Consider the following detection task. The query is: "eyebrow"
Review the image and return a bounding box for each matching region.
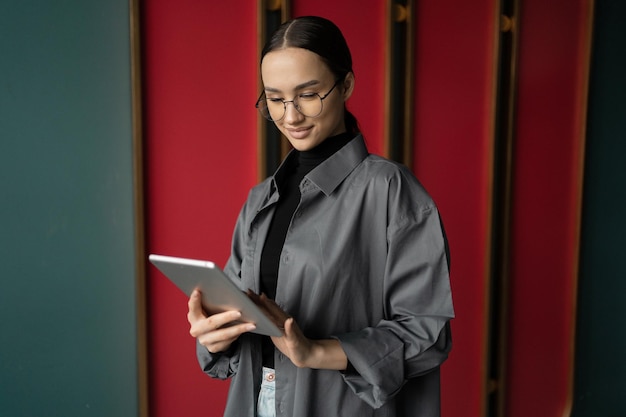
[264,79,321,93]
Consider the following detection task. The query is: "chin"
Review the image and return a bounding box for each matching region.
[284,134,322,151]
[289,141,317,152]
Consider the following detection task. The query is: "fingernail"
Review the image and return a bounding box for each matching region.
[245,324,256,331]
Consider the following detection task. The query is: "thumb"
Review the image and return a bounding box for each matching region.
[187,289,207,323]
[283,317,296,336]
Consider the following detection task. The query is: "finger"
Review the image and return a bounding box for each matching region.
[284,317,294,333]
[189,310,243,337]
[246,289,262,306]
[187,289,207,323]
[198,322,255,344]
[202,336,238,354]
[197,321,256,353]
[259,293,291,323]
[247,291,287,329]
[262,305,289,330]
[282,317,300,339]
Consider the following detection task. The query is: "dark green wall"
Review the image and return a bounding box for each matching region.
[0,1,138,416]
[573,0,626,416]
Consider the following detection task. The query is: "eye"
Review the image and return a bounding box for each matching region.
[298,93,318,101]
[267,97,284,104]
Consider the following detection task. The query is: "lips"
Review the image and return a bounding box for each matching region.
[286,126,313,139]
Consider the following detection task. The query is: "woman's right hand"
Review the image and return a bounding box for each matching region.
[187,289,256,353]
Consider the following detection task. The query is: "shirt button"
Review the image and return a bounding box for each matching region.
[266,372,275,382]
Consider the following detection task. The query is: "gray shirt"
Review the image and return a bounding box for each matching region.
[197,135,455,417]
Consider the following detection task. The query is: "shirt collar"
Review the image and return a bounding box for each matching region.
[269,134,368,197]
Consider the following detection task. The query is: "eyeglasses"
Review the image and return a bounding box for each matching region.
[255,80,340,122]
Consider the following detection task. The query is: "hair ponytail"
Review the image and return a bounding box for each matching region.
[344,108,360,134]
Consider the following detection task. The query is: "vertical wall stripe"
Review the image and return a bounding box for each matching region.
[412,2,500,415]
[487,0,519,415]
[504,1,593,415]
[384,0,415,166]
[129,0,149,416]
[256,0,292,180]
[564,2,595,416]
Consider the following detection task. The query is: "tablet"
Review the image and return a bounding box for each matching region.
[149,254,282,337]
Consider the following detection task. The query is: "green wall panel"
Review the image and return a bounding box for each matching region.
[573,0,626,415]
[0,1,138,416]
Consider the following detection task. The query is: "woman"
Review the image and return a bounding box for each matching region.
[187,16,454,417]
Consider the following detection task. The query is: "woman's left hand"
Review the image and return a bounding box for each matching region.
[247,291,314,367]
[247,291,348,370]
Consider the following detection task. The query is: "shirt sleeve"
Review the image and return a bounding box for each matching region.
[334,184,455,409]
[194,191,255,379]
[196,339,241,380]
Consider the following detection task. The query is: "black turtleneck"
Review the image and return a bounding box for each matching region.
[259,131,353,367]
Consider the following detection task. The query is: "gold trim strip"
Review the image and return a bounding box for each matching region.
[384,0,415,167]
[256,0,291,181]
[383,0,392,160]
[403,0,415,168]
[257,0,267,181]
[129,1,149,416]
[562,1,595,416]
[494,6,518,416]
[279,1,292,163]
[484,1,506,416]
[486,0,519,415]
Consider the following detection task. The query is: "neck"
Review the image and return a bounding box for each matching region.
[298,132,354,165]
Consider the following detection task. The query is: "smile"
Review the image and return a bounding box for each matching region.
[286,126,313,139]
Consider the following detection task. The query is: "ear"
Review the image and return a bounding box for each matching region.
[342,72,355,101]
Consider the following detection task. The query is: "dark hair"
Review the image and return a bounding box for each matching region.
[261,16,360,134]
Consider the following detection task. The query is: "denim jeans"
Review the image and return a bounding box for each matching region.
[257,367,276,417]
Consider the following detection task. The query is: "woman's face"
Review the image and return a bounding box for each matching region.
[260,47,354,151]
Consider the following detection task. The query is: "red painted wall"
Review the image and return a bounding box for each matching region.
[505,1,590,415]
[413,2,499,415]
[143,2,258,416]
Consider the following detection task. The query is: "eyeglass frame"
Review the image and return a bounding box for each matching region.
[255,79,341,122]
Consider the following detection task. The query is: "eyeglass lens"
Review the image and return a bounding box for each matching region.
[258,94,324,122]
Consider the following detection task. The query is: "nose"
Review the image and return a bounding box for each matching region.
[283,101,304,124]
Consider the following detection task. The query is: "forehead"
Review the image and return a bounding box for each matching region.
[261,47,333,89]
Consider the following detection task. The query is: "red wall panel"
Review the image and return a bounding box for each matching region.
[413,2,499,416]
[143,2,258,416]
[505,1,590,415]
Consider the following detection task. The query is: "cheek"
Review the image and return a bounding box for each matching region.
[321,102,345,129]
[277,122,288,134]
